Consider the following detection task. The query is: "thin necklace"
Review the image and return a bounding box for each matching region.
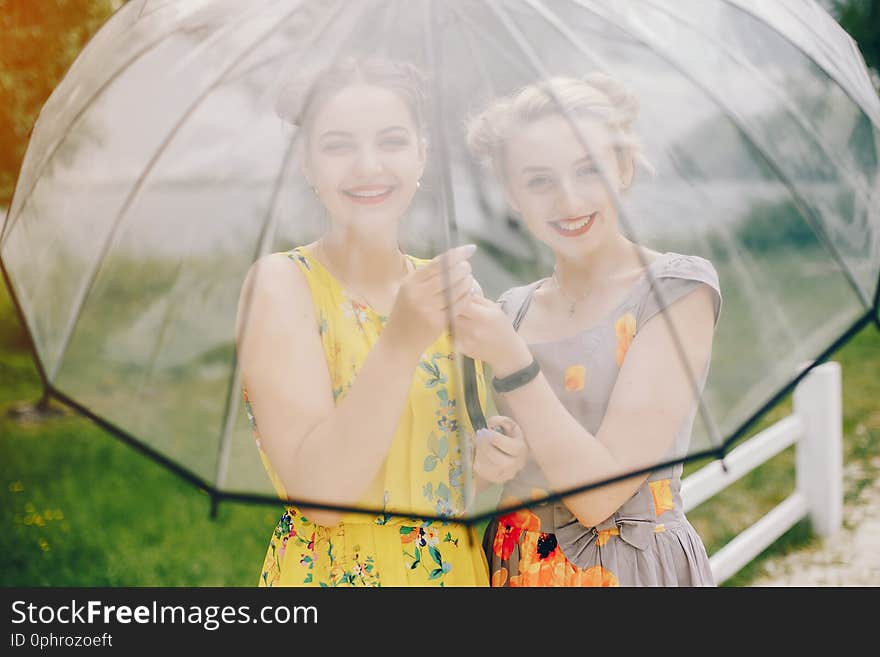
[551,268,589,318]
[314,240,409,313]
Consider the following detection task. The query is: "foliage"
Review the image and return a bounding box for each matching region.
[0,0,123,206]
[733,198,822,253]
[833,0,880,75]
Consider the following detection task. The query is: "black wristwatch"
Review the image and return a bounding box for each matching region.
[491,357,540,393]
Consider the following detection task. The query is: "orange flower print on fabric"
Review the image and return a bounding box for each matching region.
[498,506,542,532]
[563,364,586,392]
[492,523,521,561]
[496,529,621,587]
[577,565,619,587]
[507,531,566,586]
[491,567,508,587]
[614,312,637,367]
[510,558,568,586]
[493,501,542,561]
[649,479,675,517]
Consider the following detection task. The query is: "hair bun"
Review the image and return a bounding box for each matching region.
[465,72,654,181]
[465,100,512,174]
[582,72,640,130]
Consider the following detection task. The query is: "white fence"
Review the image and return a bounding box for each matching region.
[681,362,843,585]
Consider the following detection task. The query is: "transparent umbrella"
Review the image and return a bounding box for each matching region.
[1,0,878,523]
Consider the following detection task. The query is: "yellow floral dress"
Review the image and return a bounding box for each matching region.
[243,246,489,587]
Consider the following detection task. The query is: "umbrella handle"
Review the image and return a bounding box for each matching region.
[462,356,487,431]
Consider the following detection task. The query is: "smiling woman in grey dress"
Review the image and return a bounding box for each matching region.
[455,75,720,586]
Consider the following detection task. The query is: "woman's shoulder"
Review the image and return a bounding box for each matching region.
[253,249,310,279]
[234,251,317,349]
[240,250,314,309]
[653,251,720,290]
[637,251,722,326]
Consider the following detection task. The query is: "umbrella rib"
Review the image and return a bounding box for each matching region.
[444,4,536,79]
[35,311,878,527]
[45,0,316,385]
[450,6,547,267]
[874,266,880,319]
[721,309,874,461]
[664,148,801,350]
[0,255,52,393]
[373,0,407,59]
[422,0,483,513]
[213,0,370,495]
[453,8,506,229]
[570,0,872,310]
[212,432,732,523]
[136,251,191,405]
[522,0,610,71]
[422,3,458,245]
[467,274,859,530]
[721,0,880,129]
[137,0,202,22]
[49,304,875,532]
[643,0,877,209]
[48,307,873,525]
[556,0,878,456]
[195,1,344,88]
[47,384,220,499]
[447,6,498,98]
[212,132,301,495]
[1,1,266,247]
[463,442,740,526]
[489,0,727,453]
[563,0,876,451]
[530,0,877,219]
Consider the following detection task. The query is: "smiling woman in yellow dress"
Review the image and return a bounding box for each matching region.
[234,57,525,587]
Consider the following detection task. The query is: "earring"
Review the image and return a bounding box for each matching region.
[416,180,421,189]
[311,186,319,197]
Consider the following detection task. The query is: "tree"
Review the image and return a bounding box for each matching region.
[832,0,880,76]
[0,0,122,208]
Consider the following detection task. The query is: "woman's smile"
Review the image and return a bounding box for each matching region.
[341,183,397,205]
[548,211,597,237]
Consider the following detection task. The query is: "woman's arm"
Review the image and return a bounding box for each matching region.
[455,287,716,527]
[235,247,476,527]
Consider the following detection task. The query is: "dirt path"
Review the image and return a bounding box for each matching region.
[749,462,880,586]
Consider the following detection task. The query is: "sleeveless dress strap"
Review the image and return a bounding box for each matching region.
[498,280,547,332]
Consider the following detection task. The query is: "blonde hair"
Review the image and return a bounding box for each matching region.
[466,73,653,184]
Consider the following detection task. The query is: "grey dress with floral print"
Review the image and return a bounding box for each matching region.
[484,252,721,587]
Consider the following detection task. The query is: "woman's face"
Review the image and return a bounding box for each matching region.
[303,83,425,234]
[503,114,630,259]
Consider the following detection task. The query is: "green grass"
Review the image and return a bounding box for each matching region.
[1,273,878,586]
[0,368,274,586]
[0,283,274,585]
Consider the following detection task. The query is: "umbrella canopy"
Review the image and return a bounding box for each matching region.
[1,0,878,522]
